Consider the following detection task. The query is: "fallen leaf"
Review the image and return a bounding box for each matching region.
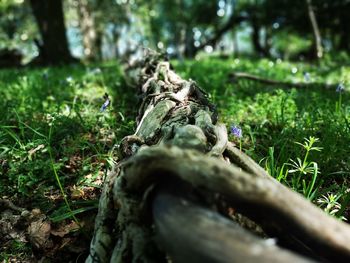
[28,218,52,249]
[51,221,81,238]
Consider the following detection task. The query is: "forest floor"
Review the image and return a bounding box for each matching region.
[1,56,350,262]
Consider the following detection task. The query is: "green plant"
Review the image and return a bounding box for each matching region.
[262,147,288,182]
[287,137,322,200]
[317,193,346,220]
[0,63,135,219]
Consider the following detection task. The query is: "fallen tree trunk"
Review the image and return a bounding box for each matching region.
[87,50,350,262]
[153,186,313,263]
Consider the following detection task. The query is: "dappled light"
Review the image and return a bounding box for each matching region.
[0,0,350,262]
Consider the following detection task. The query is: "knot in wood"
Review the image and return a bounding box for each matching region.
[119,135,144,158]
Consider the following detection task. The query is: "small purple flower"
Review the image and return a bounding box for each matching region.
[100,93,110,112]
[336,83,345,93]
[230,125,242,138]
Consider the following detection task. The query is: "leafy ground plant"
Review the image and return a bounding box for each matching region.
[287,136,322,201]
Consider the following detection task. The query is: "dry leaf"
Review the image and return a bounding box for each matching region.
[28,218,52,249]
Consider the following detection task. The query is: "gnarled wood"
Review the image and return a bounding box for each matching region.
[153,188,314,263]
[87,50,350,263]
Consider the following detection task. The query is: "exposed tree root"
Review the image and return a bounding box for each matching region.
[87,50,350,262]
[0,199,28,213]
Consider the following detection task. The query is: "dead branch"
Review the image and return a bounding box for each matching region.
[230,72,337,90]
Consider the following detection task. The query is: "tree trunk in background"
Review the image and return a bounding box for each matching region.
[251,19,269,57]
[184,27,196,58]
[29,0,75,65]
[264,26,271,54]
[233,30,239,57]
[77,0,100,61]
[112,27,120,58]
[338,17,349,51]
[96,30,103,60]
[306,0,323,59]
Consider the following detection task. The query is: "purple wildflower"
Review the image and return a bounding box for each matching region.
[230,125,242,138]
[336,83,345,93]
[100,93,110,112]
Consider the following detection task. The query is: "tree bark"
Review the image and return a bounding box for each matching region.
[86,50,350,263]
[77,0,101,61]
[306,0,323,59]
[338,17,350,51]
[153,187,313,263]
[251,19,270,57]
[184,27,196,58]
[29,0,75,65]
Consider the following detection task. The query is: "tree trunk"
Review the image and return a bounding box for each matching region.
[29,0,75,65]
[184,27,195,58]
[86,50,350,263]
[77,0,100,61]
[251,19,270,57]
[306,0,323,59]
[112,26,120,58]
[338,17,350,51]
[233,30,239,57]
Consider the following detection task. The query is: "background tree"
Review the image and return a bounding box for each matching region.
[305,0,323,59]
[2,0,350,62]
[76,0,101,61]
[67,0,130,60]
[145,0,243,58]
[29,0,75,65]
[0,0,36,65]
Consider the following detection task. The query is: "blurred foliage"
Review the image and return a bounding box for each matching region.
[272,31,312,60]
[0,0,349,61]
[0,0,37,59]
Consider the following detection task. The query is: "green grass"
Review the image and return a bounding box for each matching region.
[0,62,136,213]
[1,56,350,259]
[0,62,137,260]
[175,56,350,219]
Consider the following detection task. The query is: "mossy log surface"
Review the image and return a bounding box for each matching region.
[87,50,350,263]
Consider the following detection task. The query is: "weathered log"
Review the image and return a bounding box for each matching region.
[87,50,350,262]
[153,187,314,263]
